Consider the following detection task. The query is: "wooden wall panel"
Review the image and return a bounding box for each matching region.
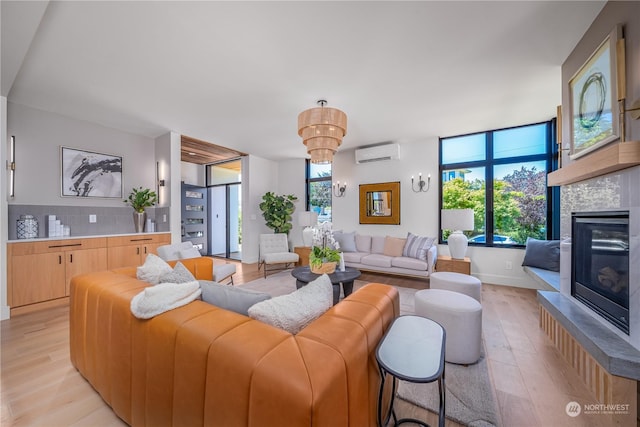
[539,306,638,426]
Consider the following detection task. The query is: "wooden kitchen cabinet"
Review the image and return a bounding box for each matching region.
[106,233,170,269]
[10,252,66,307]
[8,237,107,312]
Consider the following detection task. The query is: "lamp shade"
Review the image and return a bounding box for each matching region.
[298,211,318,227]
[441,209,474,232]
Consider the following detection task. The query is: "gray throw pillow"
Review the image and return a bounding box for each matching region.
[200,280,271,315]
[402,232,435,260]
[522,238,560,272]
[334,231,357,252]
[158,262,196,284]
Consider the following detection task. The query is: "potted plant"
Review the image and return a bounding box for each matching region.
[309,245,341,274]
[259,192,298,234]
[309,222,341,274]
[124,187,157,232]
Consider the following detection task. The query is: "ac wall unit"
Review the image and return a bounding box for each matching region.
[354,143,400,164]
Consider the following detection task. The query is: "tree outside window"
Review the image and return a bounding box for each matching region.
[440,122,558,246]
[306,162,332,223]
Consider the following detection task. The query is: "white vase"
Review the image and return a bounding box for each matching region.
[448,230,468,259]
[302,227,314,247]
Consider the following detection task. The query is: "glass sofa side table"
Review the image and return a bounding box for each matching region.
[376,315,446,427]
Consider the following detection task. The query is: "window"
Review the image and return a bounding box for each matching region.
[439,121,559,246]
[306,160,332,223]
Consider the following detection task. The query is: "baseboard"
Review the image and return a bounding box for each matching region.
[473,272,540,289]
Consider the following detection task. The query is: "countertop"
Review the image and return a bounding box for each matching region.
[7,231,170,244]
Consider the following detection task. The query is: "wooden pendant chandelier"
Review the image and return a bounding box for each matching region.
[298,100,347,164]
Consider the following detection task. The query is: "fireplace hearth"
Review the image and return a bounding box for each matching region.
[572,211,629,334]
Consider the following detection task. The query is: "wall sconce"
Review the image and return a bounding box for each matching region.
[156,161,165,205]
[333,181,346,197]
[411,173,430,193]
[8,136,16,198]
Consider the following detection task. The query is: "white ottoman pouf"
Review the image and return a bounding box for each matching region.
[430,271,482,302]
[414,289,482,364]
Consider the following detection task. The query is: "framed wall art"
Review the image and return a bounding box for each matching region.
[569,25,623,159]
[61,147,123,198]
[359,181,400,225]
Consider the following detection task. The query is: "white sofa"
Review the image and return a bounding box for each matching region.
[336,232,437,279]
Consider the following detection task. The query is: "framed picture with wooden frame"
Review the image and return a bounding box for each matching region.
[569,24,623,160]
[359,181,400,225]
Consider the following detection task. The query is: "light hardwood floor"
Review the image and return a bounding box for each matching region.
[1,262,609,426]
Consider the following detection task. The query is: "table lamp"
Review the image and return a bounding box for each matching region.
[441,209,474,259]
[298,211,319,247]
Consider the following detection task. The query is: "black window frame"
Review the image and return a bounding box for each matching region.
[438,120,560,247]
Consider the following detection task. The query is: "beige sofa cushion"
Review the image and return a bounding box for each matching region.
[391,256,428,271]
[371,236,386,254]
[355,234,372,253]
[361,254,393,268]
[343,252,367,263]
[383,237,406,257]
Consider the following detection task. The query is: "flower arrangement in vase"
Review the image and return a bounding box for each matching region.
[309,222,341,274]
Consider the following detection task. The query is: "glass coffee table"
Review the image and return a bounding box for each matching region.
[376,315,446,427]
[291,266,361,305]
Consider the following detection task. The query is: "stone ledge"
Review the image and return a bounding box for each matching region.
[537,290,640,381]
[523,266,559,291]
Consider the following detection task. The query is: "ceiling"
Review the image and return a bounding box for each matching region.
[181,135,246,165]
[2,1,606,162]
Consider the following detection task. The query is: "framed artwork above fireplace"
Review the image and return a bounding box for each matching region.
[569,24,624,160]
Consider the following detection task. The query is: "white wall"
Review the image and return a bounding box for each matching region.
[242,154,278,263]
[155,132,181,243]
[7,103,156,206]
[331,140,440,238]
[181,161,205,186]
[277,159,306,248]
[330,139,539,288]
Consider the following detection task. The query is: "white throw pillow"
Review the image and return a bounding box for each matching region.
[137,253,173,285]
[179,246,202,259]
[248,274,333,334]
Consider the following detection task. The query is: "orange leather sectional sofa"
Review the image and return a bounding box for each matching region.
[69,257,400,426]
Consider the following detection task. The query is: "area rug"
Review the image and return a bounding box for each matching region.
[239,271,498,427]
